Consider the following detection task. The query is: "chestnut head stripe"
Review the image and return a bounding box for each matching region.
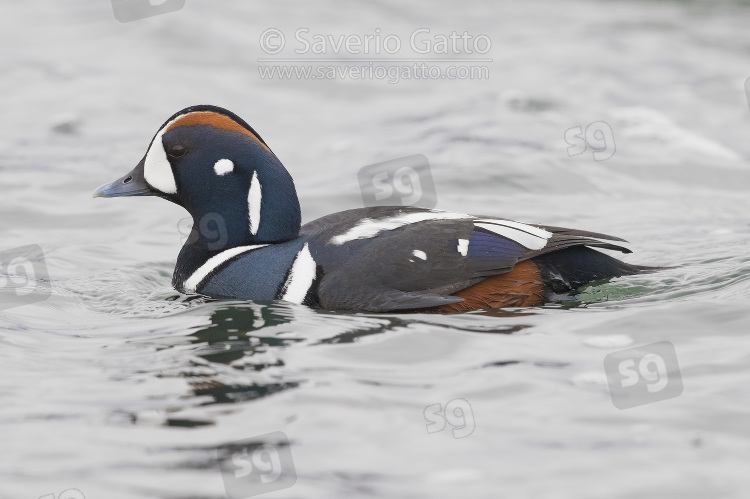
[165,111,271,152]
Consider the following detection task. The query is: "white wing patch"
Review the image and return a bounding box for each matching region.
[412,250,427,260]
[143,116,180,194]
[474,219,553,239]
[474,220,552,250]
[457,238,469,256]
[248,171,262,236]
[330,211,469,245]
[183,244,269,293]
[214,159,234,175]
[280,243,317,304]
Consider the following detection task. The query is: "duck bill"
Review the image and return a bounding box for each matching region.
[93,158,154,198]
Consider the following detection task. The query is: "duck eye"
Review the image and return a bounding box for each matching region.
[168,144,187,158]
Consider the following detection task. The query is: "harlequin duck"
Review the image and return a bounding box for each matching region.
[94,105,653,313]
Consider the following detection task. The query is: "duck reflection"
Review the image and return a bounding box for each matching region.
[181,301,535,409]
[189,302,298,365]
[184,302,301,406]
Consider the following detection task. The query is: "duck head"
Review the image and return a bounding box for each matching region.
[93,105,302,249]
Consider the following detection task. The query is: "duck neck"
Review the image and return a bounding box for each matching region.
[172,171,302,290]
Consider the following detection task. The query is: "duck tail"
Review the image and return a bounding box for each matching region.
[532,246,661,295]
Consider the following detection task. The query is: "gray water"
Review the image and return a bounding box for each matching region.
[2,1,750,498]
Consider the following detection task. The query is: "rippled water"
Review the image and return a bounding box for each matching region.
[2,1,750,498]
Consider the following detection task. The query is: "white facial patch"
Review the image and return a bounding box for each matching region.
[143,116,181,194]
[474,219,553,250]
[412,250,427,260]
[330,211,469,245]
[280,244,317,304]
[457,239,469,256]
[248,171,262,236]
[214,159,234,176]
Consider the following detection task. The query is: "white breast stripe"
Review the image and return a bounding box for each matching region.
[144,116,181,194]
[330,211,469,245]
[281,243,317,304]
[457,238,469,256]
[474,219,553,239]
[183,244,269,293]
[248,171,262,236]
[474,223,548,250]
[412,250,427,260]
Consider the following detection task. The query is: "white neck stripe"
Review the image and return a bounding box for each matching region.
[183,244,268,293]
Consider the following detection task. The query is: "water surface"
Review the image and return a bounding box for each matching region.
[2,1,750,498]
